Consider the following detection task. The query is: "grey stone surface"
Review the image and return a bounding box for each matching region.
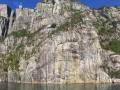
[0,1,120,83]
[0,4,11,18]
[0,17,9,37]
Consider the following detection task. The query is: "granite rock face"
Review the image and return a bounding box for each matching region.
[0,4,12,37]
[0,17,9,37]
[0,1,120,83]
[18,26,111,83]
[0,4,11,18]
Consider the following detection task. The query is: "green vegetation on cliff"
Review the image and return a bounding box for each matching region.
[109,70,120,78]
[102,39,120,53]
[6,44,24,71]
[94,10,120,54]
[101,63,120,78]
[10,29,30,38]
[0,37,5,42]
[50,10,83,36]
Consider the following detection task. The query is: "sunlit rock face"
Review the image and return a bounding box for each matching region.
[17,25,112,83]
[0,1,120,83]
[0,4,11,18]
[0,4,11,37]
[0,4,14,37]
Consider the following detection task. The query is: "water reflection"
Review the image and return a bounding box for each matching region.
[0,83,120,90]
[0,82,8,90]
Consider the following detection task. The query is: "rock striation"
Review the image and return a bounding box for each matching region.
[0,17,9,37]
[0,1,120,83]
[0,4,11,18]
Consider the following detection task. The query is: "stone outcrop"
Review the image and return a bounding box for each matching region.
[0,1,120,83]
[0,4,11,18]
[18,26,111,83]
[0,17,9,37]
[0,4,12,37]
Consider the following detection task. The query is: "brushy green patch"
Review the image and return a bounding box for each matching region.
[109,70,120,78]
[6,44,25,71]
[100,64,120,78]
[93,12,120,54]
[94,7,117,35]
[3,26,46,71]
[50,10,83,36]
[9,26,45,39]
[102,39,120,53]
[110,40,120,51]
[94,18,117,35]
[0,37,5,42]
[9,29,30,38]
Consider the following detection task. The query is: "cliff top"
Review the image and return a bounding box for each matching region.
[0,4,11,18]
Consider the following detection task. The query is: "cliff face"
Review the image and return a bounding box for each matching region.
[0,17,9,37]
[0,1,120,83]
[0,4,11,18]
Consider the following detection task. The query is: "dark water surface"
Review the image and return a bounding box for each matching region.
[0,83,120,90]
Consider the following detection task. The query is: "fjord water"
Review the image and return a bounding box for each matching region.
[0,83,120,90]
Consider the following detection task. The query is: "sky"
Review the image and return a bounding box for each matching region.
[0,0,120,10]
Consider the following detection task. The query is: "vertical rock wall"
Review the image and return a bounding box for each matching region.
[0,1,120,83]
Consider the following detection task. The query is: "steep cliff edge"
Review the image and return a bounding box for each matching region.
[0,1,120,83]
